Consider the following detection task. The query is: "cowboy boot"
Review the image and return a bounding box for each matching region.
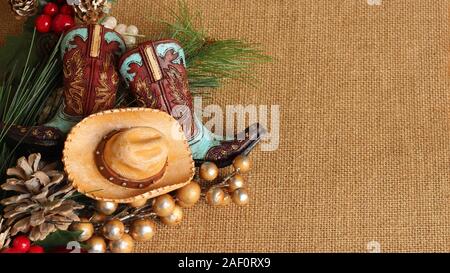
[119,40,266,167]
[2,24,126,149]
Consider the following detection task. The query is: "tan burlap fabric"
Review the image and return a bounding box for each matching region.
[1,0,449,253]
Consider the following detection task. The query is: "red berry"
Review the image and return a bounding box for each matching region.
[35,14,52,33]
[27,245,45,254]
[59,5,74,16]
[12,235,31,253]
[1,248,21,254]
[43,3,59,17]
[52,14,75,34]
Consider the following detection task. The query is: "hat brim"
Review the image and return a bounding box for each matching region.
[63,108,195,203]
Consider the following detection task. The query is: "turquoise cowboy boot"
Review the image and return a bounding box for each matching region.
[2,24,126,149]
[119,40,266,167]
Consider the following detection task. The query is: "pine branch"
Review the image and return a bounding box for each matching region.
[160,1,271,94]
[0,29,63,180]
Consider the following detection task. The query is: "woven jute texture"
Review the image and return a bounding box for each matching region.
[1,0,450,253]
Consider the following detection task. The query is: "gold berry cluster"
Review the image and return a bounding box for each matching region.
[69,155,252,253]
[200,155,252,207]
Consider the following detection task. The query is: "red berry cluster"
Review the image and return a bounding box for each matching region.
[1,235,45,254]
[35,1,75,34]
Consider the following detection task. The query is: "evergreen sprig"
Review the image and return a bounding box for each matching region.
[160,1,271,94]
[0,29,62,180]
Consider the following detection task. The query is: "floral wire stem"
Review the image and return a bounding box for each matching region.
[117,212,157,223]
[83,202,157,230]
[199,169,241,193]
[73,169,242,226]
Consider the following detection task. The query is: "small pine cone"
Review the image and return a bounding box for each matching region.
[9,0,38,17]
[73,0,107,23]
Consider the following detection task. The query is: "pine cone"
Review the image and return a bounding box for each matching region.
[9,0,38,17]
[73,0,107,23]
[0,154,84,242]
[0,217,11,249]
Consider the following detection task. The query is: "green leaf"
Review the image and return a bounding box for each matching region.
[35,230,82,252]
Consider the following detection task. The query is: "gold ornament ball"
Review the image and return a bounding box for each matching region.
[176,181,201,206]
[206,187,225,206]
[232,155,251,174]
[102,219,125,241]
[86,235,107,253]
[96,200,118,216]
[161,205,184,226]
[129,198,148,208]
[90,212,107,223]
[199,162,219,181]
[70,218,94,242]
[232,188,250,206]
[130,218,156,242]
[221,192,232,206]
[228,174,245,192]
[109,234,135,253]
[152,194,176,217]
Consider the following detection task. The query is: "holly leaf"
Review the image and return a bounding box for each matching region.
[35,230,83,252]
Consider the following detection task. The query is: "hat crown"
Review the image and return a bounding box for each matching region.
[103,127,169,181]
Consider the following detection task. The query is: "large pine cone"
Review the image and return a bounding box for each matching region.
[0,217,11,249]
[0,154,84,241]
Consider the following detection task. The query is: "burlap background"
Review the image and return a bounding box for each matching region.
[1,0,449,253]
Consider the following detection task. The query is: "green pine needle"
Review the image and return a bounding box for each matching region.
[160,1,271,94]
[0,29,62,180]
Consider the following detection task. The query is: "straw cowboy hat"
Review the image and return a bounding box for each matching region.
[63,108,195,203]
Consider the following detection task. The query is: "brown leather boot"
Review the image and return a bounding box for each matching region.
[119,40,266,167]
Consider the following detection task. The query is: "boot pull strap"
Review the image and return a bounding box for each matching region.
[140,43,163,83]
[89,24,103,58]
